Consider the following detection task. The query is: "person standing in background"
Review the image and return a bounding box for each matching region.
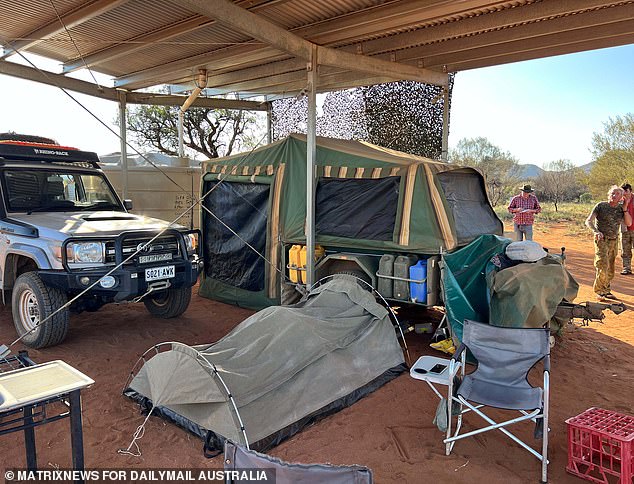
[585,185,632,300]
[620,183,634,275]
[508,184,542,241]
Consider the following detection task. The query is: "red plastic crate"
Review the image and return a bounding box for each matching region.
[566,408,634,484]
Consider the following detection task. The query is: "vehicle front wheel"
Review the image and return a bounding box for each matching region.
[12,272,70,348]
[143,286,192,318]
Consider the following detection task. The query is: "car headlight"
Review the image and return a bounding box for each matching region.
[67,242,105,263]
[184,233,198,254]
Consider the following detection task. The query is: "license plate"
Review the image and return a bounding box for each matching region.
[145,265,175,281]
[139,253,173,264]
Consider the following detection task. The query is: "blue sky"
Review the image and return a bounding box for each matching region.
[450,43,634,166]
[0,43,633,166]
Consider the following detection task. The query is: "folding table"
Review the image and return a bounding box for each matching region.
[0,353,93,476]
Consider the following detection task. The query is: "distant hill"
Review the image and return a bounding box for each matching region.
[578,162,594,173]
[513,164,544,179]
[514,161,594,179]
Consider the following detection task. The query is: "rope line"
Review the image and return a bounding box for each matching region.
[117,406,155,457]
[47,0,102,88]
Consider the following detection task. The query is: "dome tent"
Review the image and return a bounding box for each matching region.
[124,278,406,454]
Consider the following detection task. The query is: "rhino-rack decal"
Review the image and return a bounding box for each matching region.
[0,143,100,166]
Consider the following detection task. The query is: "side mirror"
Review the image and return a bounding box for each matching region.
[123,199,133,210]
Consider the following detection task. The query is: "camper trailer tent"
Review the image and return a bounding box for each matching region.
[200,134,502,309]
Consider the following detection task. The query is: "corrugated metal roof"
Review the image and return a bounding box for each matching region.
[0,0,632,97]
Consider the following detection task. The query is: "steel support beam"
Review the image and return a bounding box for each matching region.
[441,87,449,162]
[62,16,212,73]
[423,19,634,71]
[443,31,634,72]
[352,0,626,56]
[0,60,269,110]
[1,0,129,59]
[386,2,634,65]
[112,0,623,91]
[112,0,495,90]
[62,0,290,73]
[118,91,128,200]
[305,47,317,289]
[165,0,447,86]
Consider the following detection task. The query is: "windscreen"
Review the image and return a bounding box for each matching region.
[315,177,399,241]
[2,169,121,212]
[202,181,269,291]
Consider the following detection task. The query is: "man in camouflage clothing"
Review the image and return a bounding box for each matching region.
[585,185,633,301]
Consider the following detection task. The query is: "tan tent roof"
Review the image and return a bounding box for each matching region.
[0,0,632,104]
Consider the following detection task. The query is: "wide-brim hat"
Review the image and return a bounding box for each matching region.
[520,184,534,192]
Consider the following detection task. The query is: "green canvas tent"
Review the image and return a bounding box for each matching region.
[200,134,502,309]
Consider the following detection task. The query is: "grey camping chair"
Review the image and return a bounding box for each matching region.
[445,319,550,483]
[224,440,373,483]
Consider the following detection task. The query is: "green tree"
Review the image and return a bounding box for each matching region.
[591,113,634,157]
[588,149,634,199]
[588,113,634,197]
[449,137,520,206]
[126,105,259,159]
[535,159,585,211]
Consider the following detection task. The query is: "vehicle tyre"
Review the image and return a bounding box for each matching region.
[12,272,69,348]
[331,269,372,290]
[143,286,192,318]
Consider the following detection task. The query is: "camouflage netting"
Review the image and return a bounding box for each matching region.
[271,77,455,159]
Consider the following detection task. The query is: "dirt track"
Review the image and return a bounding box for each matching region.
[1,224,633,483]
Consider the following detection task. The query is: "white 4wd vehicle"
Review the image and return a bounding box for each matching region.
[0,140,202,348]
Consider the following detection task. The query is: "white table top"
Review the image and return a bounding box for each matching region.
[0,360,94,412]
[409,355,459,386]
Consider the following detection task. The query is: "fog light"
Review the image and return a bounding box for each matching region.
[99,276,116,289]
[79,276,91,286]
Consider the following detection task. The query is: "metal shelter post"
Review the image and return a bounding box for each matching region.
[117,90,128,200]
[441,79,449,162]
[305,46,318,289]
[266,99,272,144]
[178,110,185,157]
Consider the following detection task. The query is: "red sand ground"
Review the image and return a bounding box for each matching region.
[1,224,633,483]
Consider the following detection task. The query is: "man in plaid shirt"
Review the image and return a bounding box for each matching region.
[507,184,542,241]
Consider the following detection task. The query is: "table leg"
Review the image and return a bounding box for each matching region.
[69,390,85,482]
[23,405,37,470]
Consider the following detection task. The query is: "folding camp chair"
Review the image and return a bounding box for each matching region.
[224,440,373,483]
[445,319,550,483]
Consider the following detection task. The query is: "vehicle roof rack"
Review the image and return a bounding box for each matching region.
[0,141,100,166]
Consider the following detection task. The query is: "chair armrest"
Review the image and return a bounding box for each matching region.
[451,343,467,362]
[543,354,551,372]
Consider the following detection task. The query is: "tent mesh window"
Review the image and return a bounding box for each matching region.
[202,181,270,291]
[315,176,399,241]
[437,171,502,245]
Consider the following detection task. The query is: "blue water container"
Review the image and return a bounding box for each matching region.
[409,259,427,304]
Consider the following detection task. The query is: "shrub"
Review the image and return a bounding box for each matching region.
[579,193,593,204]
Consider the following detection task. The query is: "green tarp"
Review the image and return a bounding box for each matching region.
[441,235,579,341]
